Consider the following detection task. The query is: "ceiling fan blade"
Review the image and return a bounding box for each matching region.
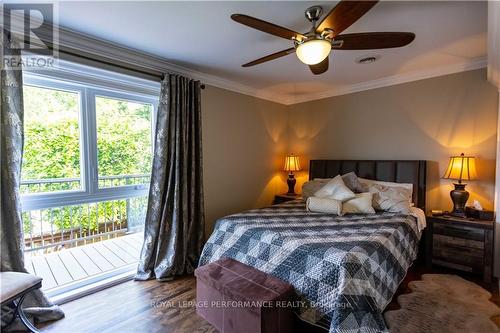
[232,14,305,40]
[309,57,329,75]
[242,48,296,67]
[316,1,378,36]
[334,32,415,49]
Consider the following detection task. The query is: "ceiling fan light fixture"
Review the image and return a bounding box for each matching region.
[295,39,331,65]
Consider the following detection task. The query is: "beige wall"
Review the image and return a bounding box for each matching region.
[202,69,498,275]
[287,69,499,213]
[201,86,288,235]
[201,69,498,235]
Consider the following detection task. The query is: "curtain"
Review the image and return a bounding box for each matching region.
[1,30,64,325]
[136,73,205,281]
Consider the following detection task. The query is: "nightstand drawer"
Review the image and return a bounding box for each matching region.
[433,234,484,269]
[426,215,494,285]
[433,234,484,250]
[433,222,484,241]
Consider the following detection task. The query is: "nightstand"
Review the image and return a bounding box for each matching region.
[426,215,495,284]
[273,193,301,205]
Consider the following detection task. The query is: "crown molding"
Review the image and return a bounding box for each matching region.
[284,56,487,105]
[37,24,290,105]
[17,15,487,106]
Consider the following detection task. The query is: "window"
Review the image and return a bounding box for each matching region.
[20,65,159,212]
[22,85,83,194]
[19,61,160,297]
[95,95,153,189]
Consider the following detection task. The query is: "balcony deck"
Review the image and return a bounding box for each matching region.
[24,232,143,292]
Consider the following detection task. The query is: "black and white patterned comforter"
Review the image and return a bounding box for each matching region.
[198,200,420,333]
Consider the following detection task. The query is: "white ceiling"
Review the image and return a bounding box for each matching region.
[56,1,487,104]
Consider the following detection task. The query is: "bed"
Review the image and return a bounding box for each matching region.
[199,160,427,333]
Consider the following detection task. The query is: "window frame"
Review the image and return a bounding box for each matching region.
[21,66,159,212]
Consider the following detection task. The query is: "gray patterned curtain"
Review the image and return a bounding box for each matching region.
[1,30,64,325]
[135,73,205,281]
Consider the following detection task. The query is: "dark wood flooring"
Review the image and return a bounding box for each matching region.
[40,265,499,333]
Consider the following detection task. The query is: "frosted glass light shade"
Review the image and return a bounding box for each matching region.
[296,39,331,65]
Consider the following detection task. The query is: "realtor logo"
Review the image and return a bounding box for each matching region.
[2,2,58,68]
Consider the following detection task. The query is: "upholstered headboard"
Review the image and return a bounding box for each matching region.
[309,160,427,210]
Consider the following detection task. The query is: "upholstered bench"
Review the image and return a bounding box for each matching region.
[195,257,296,333]
[0,272,42,333]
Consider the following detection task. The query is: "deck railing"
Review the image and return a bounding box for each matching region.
[21,175,150,254]
[20,174,150,193]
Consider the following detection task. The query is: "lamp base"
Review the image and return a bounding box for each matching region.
[287,173,296,195]
[450,183,469,218]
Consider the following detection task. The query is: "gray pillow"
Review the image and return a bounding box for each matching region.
[301,179,330,200]
[368,183,412,214]
[342,172,366,193]
[302,172,365,200]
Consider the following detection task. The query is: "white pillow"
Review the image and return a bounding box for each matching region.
[342,192,376,215]
[359,178,413,202]
[306,197,343,215]
[314,175,356,202]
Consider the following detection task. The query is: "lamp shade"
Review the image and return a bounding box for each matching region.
[283,154,301,172]
[442,153,477,182]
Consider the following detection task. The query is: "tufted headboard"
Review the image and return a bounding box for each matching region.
[309,160,427,210]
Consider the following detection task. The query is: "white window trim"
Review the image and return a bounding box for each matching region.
[21,60,160,211]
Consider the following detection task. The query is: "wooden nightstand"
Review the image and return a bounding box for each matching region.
[273,193,301,205]
[426,215,495,284]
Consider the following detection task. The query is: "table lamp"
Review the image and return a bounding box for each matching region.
[442,153,477,217]
[283,154,301,195]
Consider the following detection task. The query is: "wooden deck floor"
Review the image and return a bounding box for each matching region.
[24,233,144,291]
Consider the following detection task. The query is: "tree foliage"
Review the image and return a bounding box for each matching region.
[21,85,153,235]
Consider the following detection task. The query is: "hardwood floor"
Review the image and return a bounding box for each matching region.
[40,276,216,333]
[40,265,499,333]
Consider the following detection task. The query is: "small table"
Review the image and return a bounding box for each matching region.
[425,215,495,285]
[273,193,301,205]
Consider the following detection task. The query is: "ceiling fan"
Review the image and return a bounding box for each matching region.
[231,1,415,75]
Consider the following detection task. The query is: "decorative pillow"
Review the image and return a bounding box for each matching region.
[359,178,413,193]
[341,172,367,193]
[301,179,330,200]
[368,183,412,214]
[342,192,376,215]
[306,197,343,215]
[359,178,413,203]
[314,175,356,201]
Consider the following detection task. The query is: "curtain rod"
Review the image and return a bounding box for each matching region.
[59,48,206,89]
[9,19,204,89]
[24,40,206,89]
